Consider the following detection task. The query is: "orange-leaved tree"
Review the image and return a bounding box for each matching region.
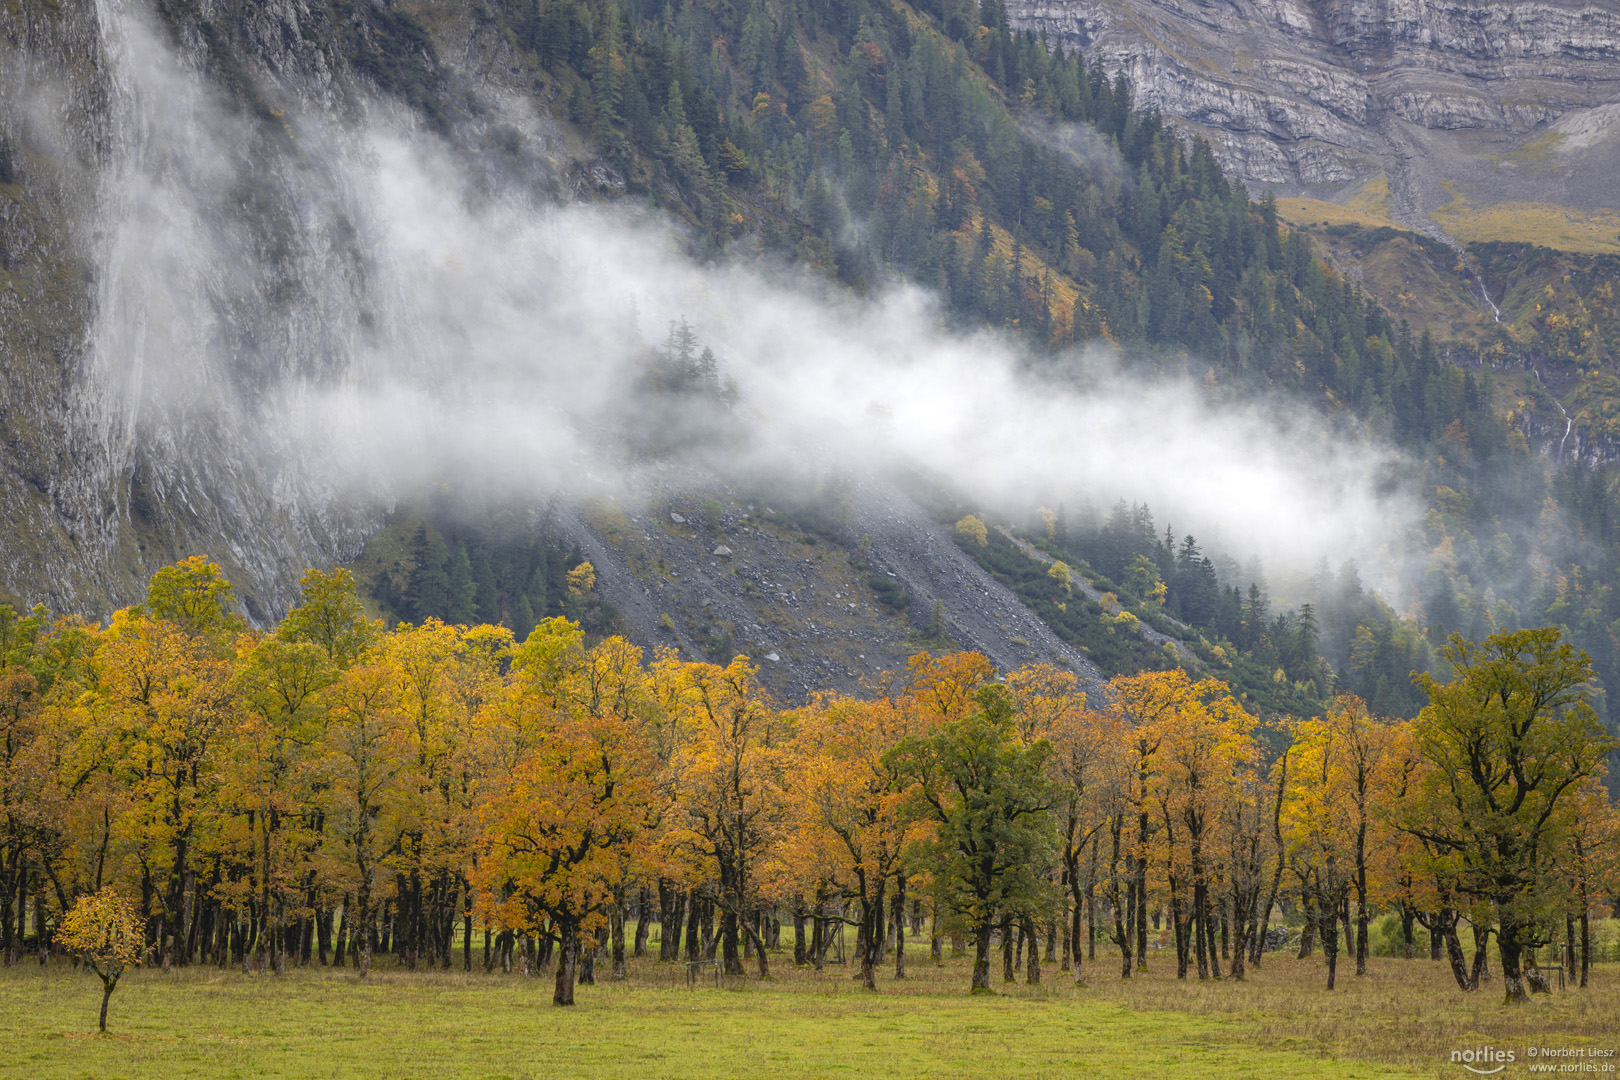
[474,621,658,1004]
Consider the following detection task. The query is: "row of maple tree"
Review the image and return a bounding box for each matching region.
[2,557,1615,1005]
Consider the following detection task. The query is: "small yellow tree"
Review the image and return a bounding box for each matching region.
[955,516,988,547]
[59,889,144,1033]
[566,561,597,598]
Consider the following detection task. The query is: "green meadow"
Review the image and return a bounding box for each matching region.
[3,948,1615,1080]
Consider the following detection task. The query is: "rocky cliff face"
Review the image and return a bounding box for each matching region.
[0,0,1126,703]
[1007,0,1620,232]
[0,0,572,618]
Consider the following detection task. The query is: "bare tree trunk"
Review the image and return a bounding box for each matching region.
[1061,903,1072,975]
[1322,887,1339,991]
[1580,909,1590,989]
[1297,892,1316,959]
[633,887,651,958]
[739,910,771,980]
[1115,878,1134,979]
[971,917,993,993]
[1205,885,1222,979]
[721,903,742,977]
[1229,881,1248,981]
[1170,889,1189,979]
[611,901,627,980]
[1134,855,1149,972]
[850,902,875,988]
[1440,913,1473,992]
[1193,886,1208,980]
[1525,946,1552,995]
[553,923,576,1006]
[658,882,681,962]
[1561,913,1574,990]
[333,899,348,969]
[684,890,702,963]
[1498,921,1532,1003]
[1354,894,1368,976]
[892,878,906,980]
[1342,895,1353,966]
[1470,921,1492,986]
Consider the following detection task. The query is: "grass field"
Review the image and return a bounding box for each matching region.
[1276,197,1396,232]
[1275,172,1620,258]
[2,943,1616,1080]
[1429,182,1620,255]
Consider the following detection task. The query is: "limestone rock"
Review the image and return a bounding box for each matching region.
[1009,0,1620,232]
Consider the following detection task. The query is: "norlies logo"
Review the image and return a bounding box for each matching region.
[1453,1047,1518,1074]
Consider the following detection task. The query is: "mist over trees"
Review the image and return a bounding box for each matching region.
[98,0,1620,758]
[402,0,1620,753]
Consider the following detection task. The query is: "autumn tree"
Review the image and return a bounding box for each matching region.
[890,683,1058,993]
[1561,780,1620,988]
[666,655,787,978]
[144,555,239,637]
[318,662,407,976]
[96,565,237,967]
[0,615,44,964]
[1007,663,1093,981]
[1094,669,1230,978]
[1406,628,1615,1003]
[1145,671,1253,980]
[779,691,932,989]
[227,631,334,973]
[277,567,379,667]
[476,623,657,1004]
[59,888,144,1032]
[1283,696,1399,987]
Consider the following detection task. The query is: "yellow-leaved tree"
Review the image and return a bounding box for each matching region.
[59,888,144,1032]
[778,691,930,988]
[954,515,988,547]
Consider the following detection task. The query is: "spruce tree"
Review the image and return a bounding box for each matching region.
[404,526,451,623]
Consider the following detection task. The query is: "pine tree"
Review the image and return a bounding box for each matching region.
[404,526,451,623]
[445,542,478,625]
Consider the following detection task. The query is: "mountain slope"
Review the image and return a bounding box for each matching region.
[3,0,1620,742]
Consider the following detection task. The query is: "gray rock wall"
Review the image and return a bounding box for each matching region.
[0,0,425,617]
[1009,0,1620,225]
